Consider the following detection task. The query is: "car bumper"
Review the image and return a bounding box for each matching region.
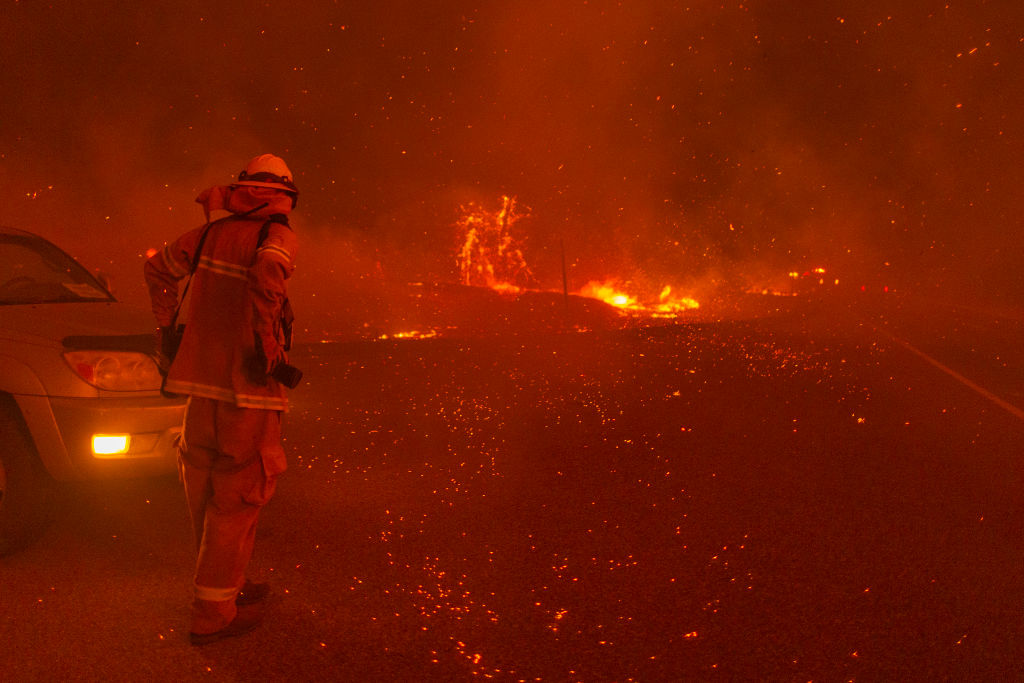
[18,393,186,481]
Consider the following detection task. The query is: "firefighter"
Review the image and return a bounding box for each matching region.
[144,154,300,645]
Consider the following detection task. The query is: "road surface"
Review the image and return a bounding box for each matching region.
[2,294,1022,681]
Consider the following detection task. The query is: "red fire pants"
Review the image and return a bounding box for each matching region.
[179,396,287,634]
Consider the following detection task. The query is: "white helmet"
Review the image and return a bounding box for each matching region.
[234,154,299,196]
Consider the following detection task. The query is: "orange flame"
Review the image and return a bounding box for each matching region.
[579,280,698,317]
[652,285,700,317]
[454,196,698,319]
[456,195,532,291]
[579,280,636,308]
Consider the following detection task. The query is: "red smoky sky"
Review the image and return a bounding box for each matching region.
[1,1,1021,309]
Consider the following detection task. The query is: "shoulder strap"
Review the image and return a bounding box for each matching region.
[254,213,291,258]
[189,221,215,276]
[167,202,272,328]
[167,220,215,329]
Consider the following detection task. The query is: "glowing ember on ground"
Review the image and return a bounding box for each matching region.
[487,282,523,295]
[379,330,439,341]
[748,266,840,296]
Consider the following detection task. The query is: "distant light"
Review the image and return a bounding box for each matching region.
[93,434,130,455]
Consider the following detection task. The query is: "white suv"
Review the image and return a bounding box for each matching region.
[0,226,185,554]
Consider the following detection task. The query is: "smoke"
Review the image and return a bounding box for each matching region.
[1,0,1022,321]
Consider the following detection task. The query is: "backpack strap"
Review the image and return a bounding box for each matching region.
[255,213,291,252]
[167,203,271,331]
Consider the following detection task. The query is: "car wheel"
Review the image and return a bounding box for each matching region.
[0,406,54,556]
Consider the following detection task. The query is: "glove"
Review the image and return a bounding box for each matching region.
[248,334,286,385]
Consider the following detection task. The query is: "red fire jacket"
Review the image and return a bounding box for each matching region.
[145,195,298,411]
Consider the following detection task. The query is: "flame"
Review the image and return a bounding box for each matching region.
[456,195,532,291]
[454,195,698,319]
[580,280,636,308]
[579,280,698,318]
[652,285,700,316]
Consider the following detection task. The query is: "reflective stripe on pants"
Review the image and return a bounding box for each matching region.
[180,396,286,633]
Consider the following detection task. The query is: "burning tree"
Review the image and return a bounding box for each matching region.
[456,195,533,291]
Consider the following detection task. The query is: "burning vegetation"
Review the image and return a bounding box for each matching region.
[579,281,700,318]
[453,195,701,326]
[328,195,890,344]
[456,195,532,293]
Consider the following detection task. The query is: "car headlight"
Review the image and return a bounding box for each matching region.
[63,350,163,391]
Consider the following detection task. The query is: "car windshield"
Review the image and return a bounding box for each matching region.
[0,234,114,305]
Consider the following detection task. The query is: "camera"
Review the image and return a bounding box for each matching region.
[245,355,303,389]
[271,362,303,389]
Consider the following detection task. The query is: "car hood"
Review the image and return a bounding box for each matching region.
[0,301,155,348]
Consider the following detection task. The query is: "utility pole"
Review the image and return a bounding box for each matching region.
[561,238,570,322]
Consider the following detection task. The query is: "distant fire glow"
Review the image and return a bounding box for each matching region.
[455,196,699,321]
[379,330,439,341]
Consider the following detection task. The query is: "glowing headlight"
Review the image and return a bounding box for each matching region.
[63,351,163,391]
[92,434,130,455]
